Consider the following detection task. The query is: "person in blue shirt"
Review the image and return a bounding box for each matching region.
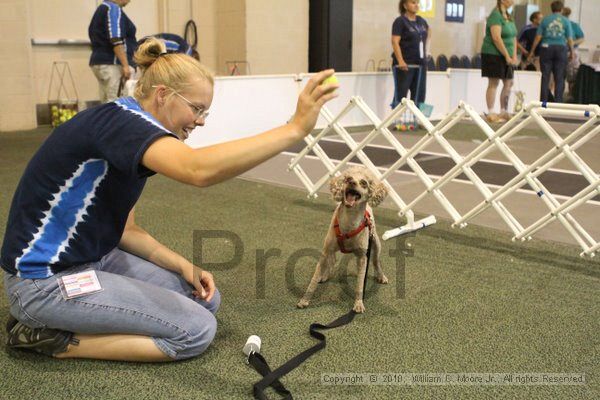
[2,38,339,362]
[528,0,574,103]
[561,7,584,48]
[562,7,585,98]
[390,0,431,114]
[517,11,543,71]
[89,0,137,103]
[138,33,199,60]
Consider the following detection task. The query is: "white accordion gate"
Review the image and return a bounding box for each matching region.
[288,97,600,258]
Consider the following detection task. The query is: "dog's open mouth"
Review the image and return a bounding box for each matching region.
[344,188,361,207]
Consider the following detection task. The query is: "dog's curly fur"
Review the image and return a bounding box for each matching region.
[297,166,389,313]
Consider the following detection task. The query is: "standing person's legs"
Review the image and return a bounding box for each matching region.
[408,66,426,105]
[90,65,122,103]
[566,50,580,98]
[500,78,514,115]
[539,47,552,102]
[417,67,427,105]
[486,78,500,113]
[391,66,414,128]
[398,68,418,128]
[408,69,419,102]
[402,69,421,128]
[396,68,414,103]
[481,54,506,122]
[391,65,402,109]
[552,45,568,103]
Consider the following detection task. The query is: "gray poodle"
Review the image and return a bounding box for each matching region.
[297,166,389,313]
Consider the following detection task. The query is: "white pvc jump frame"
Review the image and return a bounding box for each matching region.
[288,97,600,258]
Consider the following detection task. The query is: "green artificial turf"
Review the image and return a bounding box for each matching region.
[0,128,598,399]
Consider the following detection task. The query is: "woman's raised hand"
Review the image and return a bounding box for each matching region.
[289,69,340,136]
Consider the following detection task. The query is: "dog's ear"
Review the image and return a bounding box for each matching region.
[330,173,345,202]
[368,180,388,207]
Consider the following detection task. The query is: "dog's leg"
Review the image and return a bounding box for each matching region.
[353,254,367,313]
[318,252,336,283]
[371,234,388,284]
[297,251,333,309]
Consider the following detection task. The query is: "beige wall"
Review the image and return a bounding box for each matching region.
[246,0,308,75]
[0,0,36,130]
[6,0,584,132]
[336,0,492,71]
[193,0,218,73]
[353,0,508,71]
[28,0,185,107]
[216,0,246,75]
[353,0,393,71]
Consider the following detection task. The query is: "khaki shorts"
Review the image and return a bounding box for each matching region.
[90,65,134,103]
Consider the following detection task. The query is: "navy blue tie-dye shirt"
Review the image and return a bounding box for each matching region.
[0,98,177,279]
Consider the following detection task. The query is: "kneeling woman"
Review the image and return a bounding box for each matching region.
[1,38,338,362]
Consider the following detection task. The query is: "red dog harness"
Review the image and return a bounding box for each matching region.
[333,210,372,253]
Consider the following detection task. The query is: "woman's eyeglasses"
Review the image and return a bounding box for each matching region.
[151,85,210,120]
[172,91,210,120]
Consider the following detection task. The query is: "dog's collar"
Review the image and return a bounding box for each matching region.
[334,210,372,253]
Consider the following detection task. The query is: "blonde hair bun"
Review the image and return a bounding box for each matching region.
[132,37,214,100]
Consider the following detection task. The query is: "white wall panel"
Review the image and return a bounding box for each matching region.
[186,71,538,149]
[186,75,299,148]
[449,69,541,113]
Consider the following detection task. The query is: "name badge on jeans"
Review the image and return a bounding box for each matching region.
[58,270,103,300]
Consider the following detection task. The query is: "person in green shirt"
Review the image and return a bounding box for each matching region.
[528,1,574,102]
[480,0,518,123]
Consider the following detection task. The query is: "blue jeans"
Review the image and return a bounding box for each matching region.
[391,64,427,109]
[540,45,568,103]
[3,248,220,360]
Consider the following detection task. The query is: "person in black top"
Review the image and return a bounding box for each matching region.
[390,0,431,111]
[88,0,137,102]
[518,11,543,71]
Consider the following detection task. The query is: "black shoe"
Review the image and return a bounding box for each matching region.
[6,319,77,357]
[6,315,18,333]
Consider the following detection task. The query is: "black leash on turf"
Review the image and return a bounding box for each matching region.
[248,235,374,400]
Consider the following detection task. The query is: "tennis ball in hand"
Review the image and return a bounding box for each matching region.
[322,75,339,86]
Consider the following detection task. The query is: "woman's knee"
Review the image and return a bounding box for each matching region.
[201,288,221,315]
[487,78,500,88]
[162,310,218,360]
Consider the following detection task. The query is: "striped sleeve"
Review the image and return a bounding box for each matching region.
[106,2,124,45]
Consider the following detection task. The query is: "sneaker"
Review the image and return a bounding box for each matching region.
[6,317,77,356]
[6,315,18,333]
[485,113,506,123]
[499,111,511,121]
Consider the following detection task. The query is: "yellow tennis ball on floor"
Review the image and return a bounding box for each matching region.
[322,75,339,86]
